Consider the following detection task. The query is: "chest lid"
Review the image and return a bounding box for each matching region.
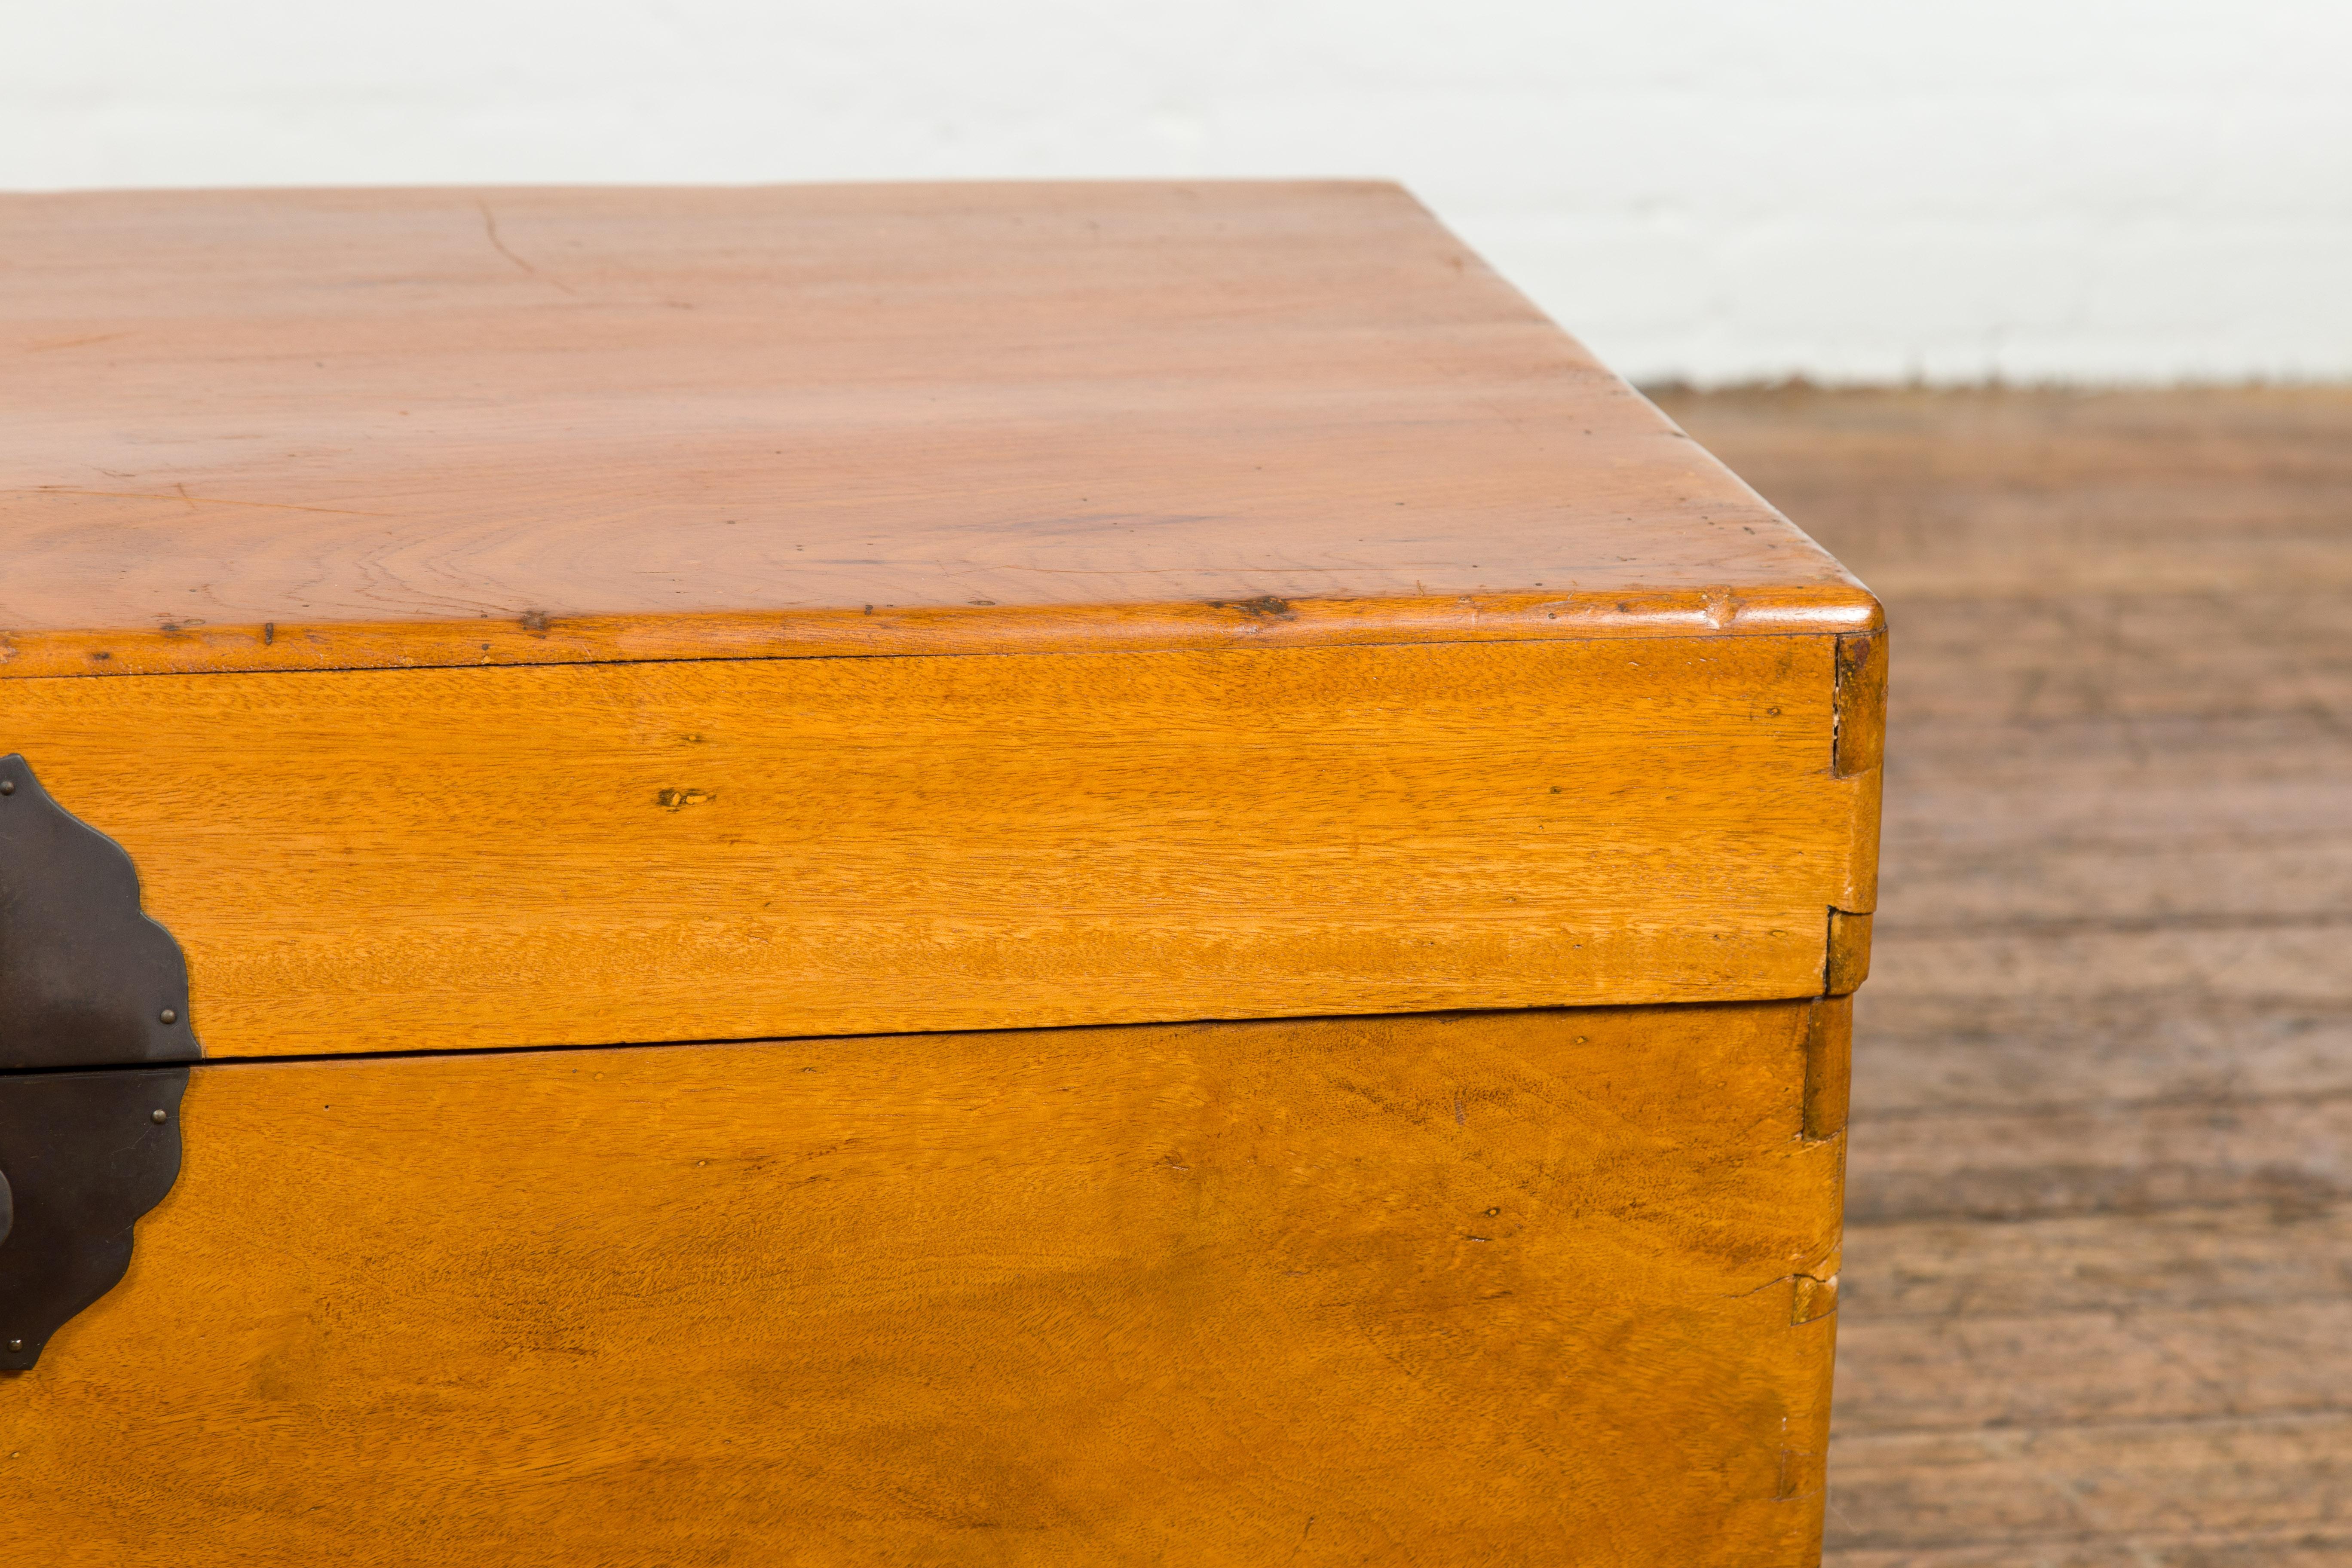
[3,181,1868,675]
[1,183,1880,1065]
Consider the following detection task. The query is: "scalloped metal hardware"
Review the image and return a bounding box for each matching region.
[0,754,199,1370]
[0,1068,187,1370]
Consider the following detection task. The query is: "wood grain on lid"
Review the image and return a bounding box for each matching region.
[0,181,1875,677]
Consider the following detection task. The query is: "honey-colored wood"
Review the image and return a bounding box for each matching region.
[1,1001,1844,1567]
[2,634,1877,1058]
[0,198,1893,1567]
[0,183,1876,677]
[0,191,1886,1565]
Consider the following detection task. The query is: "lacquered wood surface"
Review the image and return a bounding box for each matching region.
[2,633,1879,1058]
[1,1001,1845,1566]
[0,183,1875,676]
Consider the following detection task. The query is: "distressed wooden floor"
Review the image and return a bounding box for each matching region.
[1657,387,2352,1568]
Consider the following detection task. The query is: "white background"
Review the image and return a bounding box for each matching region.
[8,0,2348,385]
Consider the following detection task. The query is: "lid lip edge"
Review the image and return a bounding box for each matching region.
[0,586,1886,681]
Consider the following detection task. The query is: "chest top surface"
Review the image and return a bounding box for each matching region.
[0,181,1872,677]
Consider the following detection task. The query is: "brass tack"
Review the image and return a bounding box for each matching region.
[152,1109,169,1124]
[159,1008,177,1025]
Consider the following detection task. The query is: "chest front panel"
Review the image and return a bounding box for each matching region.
[4,1001,1844,1568]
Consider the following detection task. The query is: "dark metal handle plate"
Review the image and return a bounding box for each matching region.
[0,755,200,1369]
[0,1069,187,1370]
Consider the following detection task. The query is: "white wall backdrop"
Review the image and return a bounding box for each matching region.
[8,0,2348,385]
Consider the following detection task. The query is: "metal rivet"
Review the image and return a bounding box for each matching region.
[0,780,13,795]
[159,1008,177,1025]
[151,1109,168,1124]
[6,1340,20,1352]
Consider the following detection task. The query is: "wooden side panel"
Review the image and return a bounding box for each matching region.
[0,635,1875,1058]
[0,1002,1842,1567]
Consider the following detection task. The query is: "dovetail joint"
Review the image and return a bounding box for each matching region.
[1824,909,1872,996]
[1801,996,1852,1142]
[1832,631,1887,779]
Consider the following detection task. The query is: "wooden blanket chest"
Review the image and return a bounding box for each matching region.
[0,181,1881,1565]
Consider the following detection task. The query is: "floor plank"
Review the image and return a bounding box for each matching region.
[1845,1206,2352,1320]
[1851,997,2352,1113]
[1829,1413,2352,1547]
[1658,386,2352,1564]
[1836,1298,2352,1430]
